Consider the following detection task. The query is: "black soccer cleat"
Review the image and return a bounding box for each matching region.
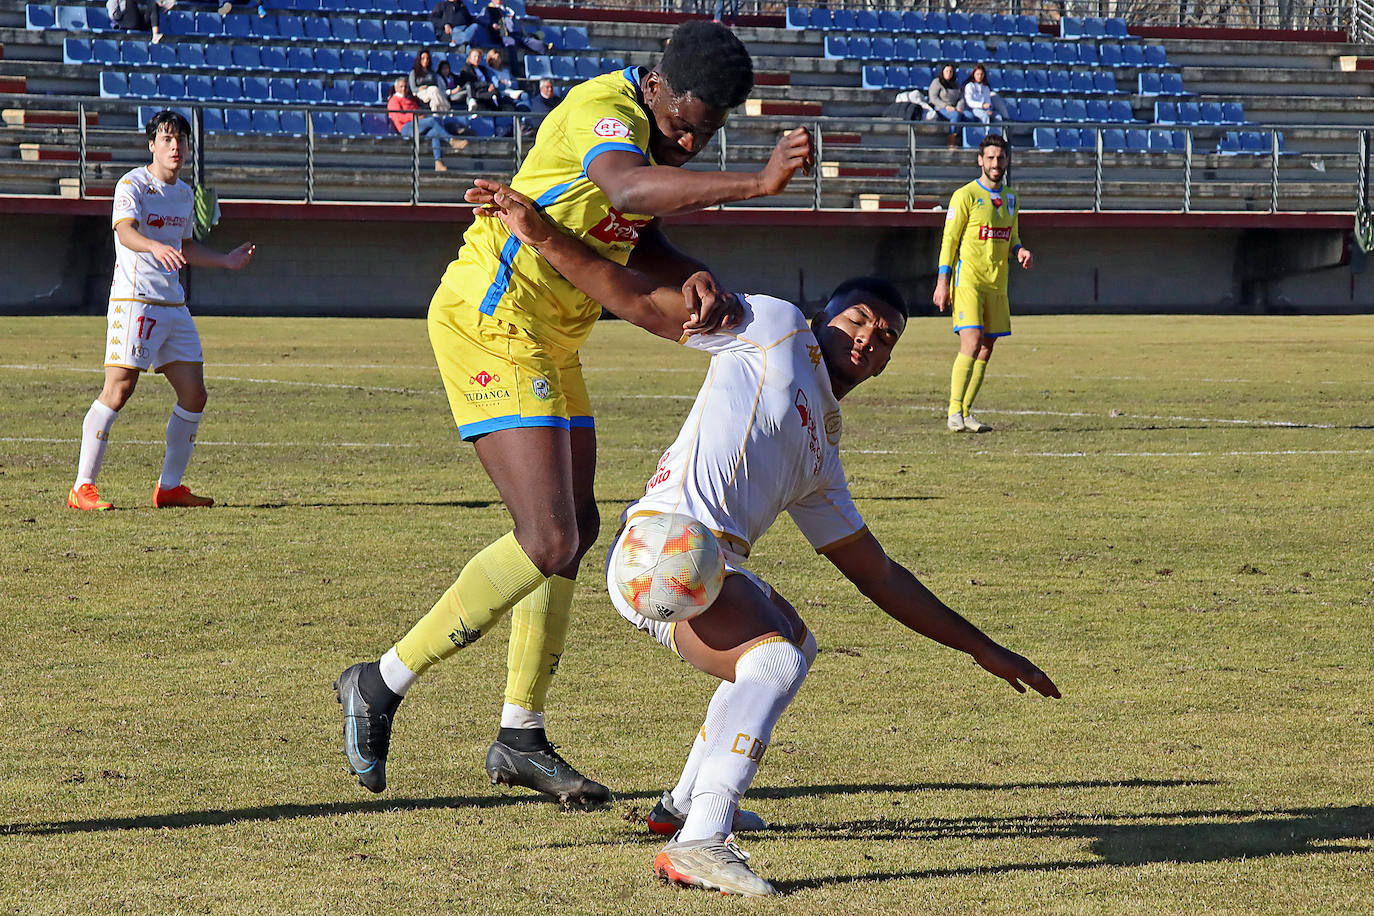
[334,662,398,794]
[484,739,612,806]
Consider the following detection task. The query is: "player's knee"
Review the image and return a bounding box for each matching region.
[101,379,137,410]
[573,501,600,560]
[179,387,208,413]
[735,639,808,697]
[516,521,581,577]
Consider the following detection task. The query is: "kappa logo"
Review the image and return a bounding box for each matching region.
[806,343,821,368]
[112,320,123,330]
[470,370,502,388]
[592,116,631,139]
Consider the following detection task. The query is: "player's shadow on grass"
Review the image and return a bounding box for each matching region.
[231,499,504,510]
[0,794,564,837]
[768,804,1374,894]
[748,777,1208,799]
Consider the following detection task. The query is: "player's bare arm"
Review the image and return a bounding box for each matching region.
[823,531,1061,698]
[183,239,256,270]
[629,222,742,333]
[115,220,186,271]
[586,127,813,219]
[471,180,694,341]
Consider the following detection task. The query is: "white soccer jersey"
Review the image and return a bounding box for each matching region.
[110,166,194,305]
[626,294,867,557]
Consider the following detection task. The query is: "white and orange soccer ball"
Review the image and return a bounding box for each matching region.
[613,513,725,623]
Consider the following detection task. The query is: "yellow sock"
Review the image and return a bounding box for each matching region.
[504,575,574,712]
[949,352,975,416]
[963,358,988,414]
[395,532,545,677]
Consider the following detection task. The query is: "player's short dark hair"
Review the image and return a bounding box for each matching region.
[979,132,1010,155]
[828,276,908,319]
[146,110,191,142]
[659,20,754,109]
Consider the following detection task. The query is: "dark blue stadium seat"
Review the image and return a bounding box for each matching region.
[261,46,288,71]
[987,13,1014,35]
[561,25,589,50]
[1084,17,1107,38]
[1047,70,1071,93]
[92,38,120,64]
[384,19,410,42]
[1105,17,1130,38]
[1109,100,1134,122]
[1017,98,1041,121]
[410,20,433,43]
[176,43,207,67]
[212,76,243,101]
[1176,101,1201,122]
[575,56,601,79]
[352,81,381,104]
[878,10,903,31]
[361,112,391,135]
[121,40,150,66]
[918,38,942,60]
[55,5,87,31]
[854,10,880,31]
[871,37,895,60]
[340,48,367,72]
[280,110,308,135]
[970,12,993,34]
[269,77,296,100]
[888,65,911,89]
[831,9,856,30]
[1070,72,1094,93]
[99,71,128,98]
[129,72,157,98]
[1138,72,1162,95]
[1217,131,1242,154]
[223,13,251,37]
[203,108,225,132]
[960,39,984,60]
[1031,41,1055,64]
[204,43,232,69]
[903,10,927,32]
[251,14,279,38]
[1000,98,1019,120]
[823,35,848,59]
[297,78,325,103]
[1125,128,1149,150]
[391,49,412,71]
[278,14,304,37]
[1098,43,1122,67]
[311,110,336,134]
[1153,101,1177,123]
[287,46,314,69]
[1053,41,1077,64]
[1076,44,1099,65]
[948,11,972,33]
[998,67,1025,92]
[846,36,870,59]
[332,16,360,42]
[784,6,808,30]
[305,16,332,39]
[335,112,365,135]
[1086,99,1110,122]
[861,65,886,90]
[62,37,91,65]
[156,73,184,99]
[251,109,281,133]
[1040,98,1065,121]
[893,37,917,59]
[1102,127,1127,149]
[524,54,552,79]
[243,76,271,101]
[161,9,194,36]
[1144,44,1168,67]
[1056,127,1084,149]
[1148,129,1175,151]
[186,74,213,100]
[1160,72,1188,96]
[1024,69,1049,93]
[962,124,999,147]
[324,80,351,103]
[1033,126,1057,148]
[1093,72,1118,94]
[195,11,223,35]
[366,50,390,71]
[1198,102,1224,124]
[1120,44,1144,66]
[1059,16,1082,39]
[25,4,55,30]
[1222,102,1245,124]
[1016,15,1038,36]
[551,55,576,80]
[357,18,384,42]
[602,56,626,72]
[231,45,261,69]
[1064,98,1088,121]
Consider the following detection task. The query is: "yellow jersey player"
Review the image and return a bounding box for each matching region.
[474,179,1060,897]
[67,110,255,512]
[933,133,1032,433]
[335,21,815,805]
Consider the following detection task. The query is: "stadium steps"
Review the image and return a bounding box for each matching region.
[3,105,95,125]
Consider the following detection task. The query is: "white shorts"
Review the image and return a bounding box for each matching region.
[105,300,202,372]
[604,519,771,657]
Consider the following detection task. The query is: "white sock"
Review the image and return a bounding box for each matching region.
[76,400,118,487]
[378,646,418,697]
[500,702,545,730]
[670,680,731,814]
[679,640,808,842]
[158,404,202,489]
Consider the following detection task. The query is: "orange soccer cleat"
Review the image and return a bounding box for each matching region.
[67,484,113,511]
[153,484,214,508]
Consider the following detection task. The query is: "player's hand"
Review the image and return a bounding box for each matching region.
[973,644,1061,698]
[468,178,554,247]
[681,271,742,335]
[755,127,814,197]
[148,241,187,272]
[932,277,951,312]
[1017,248,1033,269]
[224,242,255,270]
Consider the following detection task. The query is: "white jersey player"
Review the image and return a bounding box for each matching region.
[68,110,255,512]
[470,178,1061,898]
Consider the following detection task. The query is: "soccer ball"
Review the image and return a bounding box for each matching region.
[613,512,725,623]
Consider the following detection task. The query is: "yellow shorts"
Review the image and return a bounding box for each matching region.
[428,286,592,441]
[951,267,1011,338]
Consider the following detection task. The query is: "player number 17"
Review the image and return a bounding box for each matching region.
[135,315,157,339]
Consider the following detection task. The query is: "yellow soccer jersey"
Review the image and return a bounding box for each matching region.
[439,67,657,352]
[937,179,1022,289]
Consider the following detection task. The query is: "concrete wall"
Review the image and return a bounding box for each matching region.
[2,213,1369,316]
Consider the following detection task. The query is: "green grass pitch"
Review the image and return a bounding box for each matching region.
[1,313,1371,915]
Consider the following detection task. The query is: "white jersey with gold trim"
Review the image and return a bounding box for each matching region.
[624,294,866,556]
[110,166,194,305]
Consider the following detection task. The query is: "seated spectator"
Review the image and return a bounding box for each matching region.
[458,47,500,112]
[436,59,470,110]
[528,77,561,115]
[882,87,934,122]
[928,61,966,147]
[963,63,1010,125]
[430,0,476,46]
[387,76,468,172]
[483,48,529,111]
[409,49,445,108]
[108,0,172,43]
[473,0,545,55]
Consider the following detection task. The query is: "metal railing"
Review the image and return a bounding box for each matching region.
[0,97,1366,214]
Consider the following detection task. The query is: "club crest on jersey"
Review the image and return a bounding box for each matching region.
[824,410,842,446]
[593,117,631,139]
[531,378,551,400]
[115,194,134,212]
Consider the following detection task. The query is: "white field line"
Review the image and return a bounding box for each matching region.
[853,448,1374,458]
[1,436,415,448]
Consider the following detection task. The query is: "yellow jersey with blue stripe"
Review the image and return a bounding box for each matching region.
[937,179,1022,290]
[437,67,656,352]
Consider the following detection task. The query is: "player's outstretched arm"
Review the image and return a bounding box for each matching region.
[587,127,813,219]
[183,239,256,270]
[824,531,1061,698]
[469,179,693,341]
[628,223,741,334]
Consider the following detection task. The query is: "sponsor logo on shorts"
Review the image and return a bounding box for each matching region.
[978,225,1012,241]
[592,116,631,139]
[470,370,501,388]
[531,378,551,400]
[133,345,149,359]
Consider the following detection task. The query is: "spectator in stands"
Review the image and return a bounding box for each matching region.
[436,59,471,110]
[929,62,966,147]
[963,64,1010,125]
[473,0,545,55]
[882,86,935,122]
[459,47,501,112]
[431,0,477,47]
[712,0,740,25]
[484,48,530,111]
[108,0,171,43]
[387,76,468,172]
[528,78,561,115]
[409,49,443,104]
